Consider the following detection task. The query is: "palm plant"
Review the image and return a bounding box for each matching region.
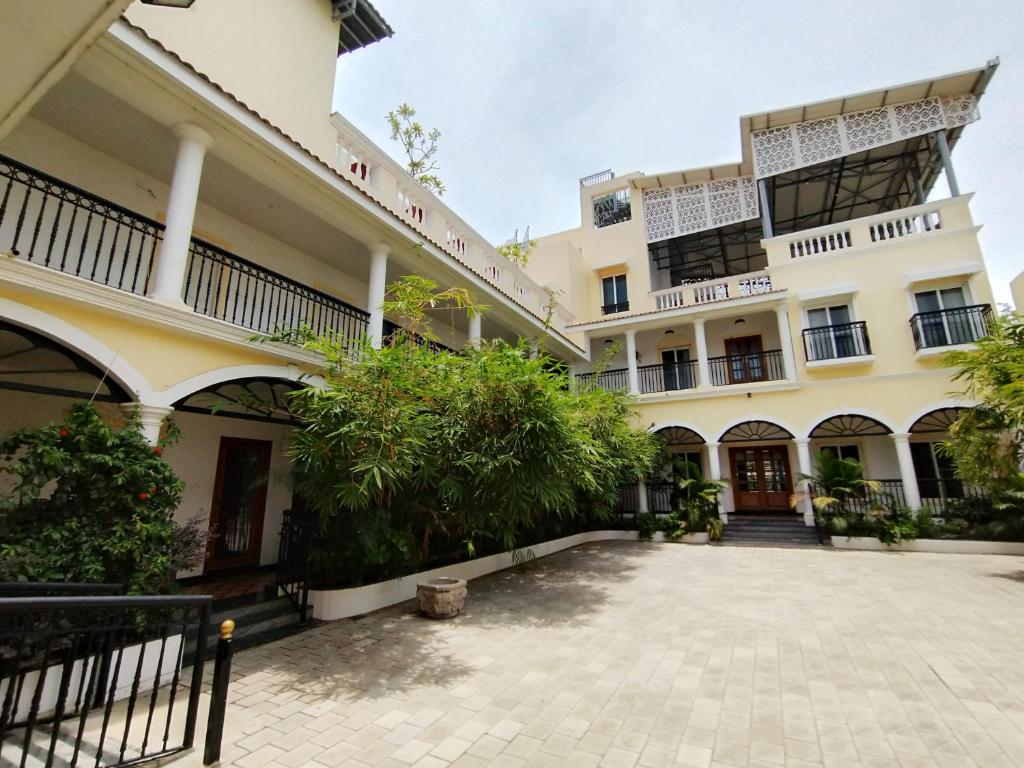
[665,458,727,540]
[792,449,882,535]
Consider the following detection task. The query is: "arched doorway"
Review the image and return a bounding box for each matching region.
[720,420,795,513]
[909,407,969,506]
[170,377,304,575]
[652,426,707,513]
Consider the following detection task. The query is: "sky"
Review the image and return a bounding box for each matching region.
[333,0,1024,307]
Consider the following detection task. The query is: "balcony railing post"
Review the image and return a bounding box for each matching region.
[203,619,235,765]
[150,124,214,306]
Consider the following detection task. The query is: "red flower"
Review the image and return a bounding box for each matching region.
[150,486,157,494]
[58,428,70,437]
[152,446,162,456]
[137,492,150,501]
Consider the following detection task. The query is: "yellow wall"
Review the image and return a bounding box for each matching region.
[125,0,341,162]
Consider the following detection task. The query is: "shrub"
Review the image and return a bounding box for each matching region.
[0,403,204,593]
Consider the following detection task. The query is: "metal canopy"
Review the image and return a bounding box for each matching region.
[332,0,394,55]
[910,407,967,434]
[720,421,794,443]
[0,321,130,402]
[174,377,303,424]
[655,426,705,447]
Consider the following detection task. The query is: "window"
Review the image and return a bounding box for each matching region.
[910,441,963,500]
[817,444,861,463]
[660,348,694,391]
[593,189,631,228]
[804,303,864,360]
[601,274,629,314]
[912,285,986,348]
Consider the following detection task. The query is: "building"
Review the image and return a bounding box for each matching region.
[523,62,1000,524]
[0,0,581,582]
[0,0,1002,592]
[1012,271,1024,311]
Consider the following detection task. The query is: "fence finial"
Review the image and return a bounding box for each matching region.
[220,619,235,639]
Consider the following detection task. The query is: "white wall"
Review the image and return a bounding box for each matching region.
[160,411,295,577]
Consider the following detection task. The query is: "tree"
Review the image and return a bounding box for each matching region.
[387,103,445,196]
[496,229,537,267]
[272,277,659,587]
[0,404,205,593]
[943,311,1024,497]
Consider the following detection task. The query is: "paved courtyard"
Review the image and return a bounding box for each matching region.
[211,542,1024,768]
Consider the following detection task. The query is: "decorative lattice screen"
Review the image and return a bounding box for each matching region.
[643,176,759,244]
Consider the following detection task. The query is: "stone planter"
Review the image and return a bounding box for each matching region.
[417,577,467,619]
[679,532,709,544]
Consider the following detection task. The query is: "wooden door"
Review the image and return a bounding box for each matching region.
[729,445,793,512]
[206,437,272,572]
[724,335,764,384]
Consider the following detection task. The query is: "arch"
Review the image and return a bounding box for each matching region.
[719,420,795,443]
[653,424,707,448]
[151,364,322,408]
[901,400,977,434]
[809,413,893,439]
[0,297,152,401]
[909,407,970,435]
[175,377,305,424]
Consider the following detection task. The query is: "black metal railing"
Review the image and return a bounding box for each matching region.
[808,478,907,515]
[183,239,369,344]
[0,155,162,296]
[645,482,675,514]
[276,508,314,624]
[0,583,123,598]
[637,361,698,393]
[917,478,989,514]
[576,367,630,392]
[381,319,452,353]
[802,321,871,361]
[579,169,614,188]
[0,594,214,768]
[601,301,630,315]
[708,349,785,386]
[909,304,992,350]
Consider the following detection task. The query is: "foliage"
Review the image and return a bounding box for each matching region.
[0,404,205,593]
[661,458,725,541]
[496,238,537,268]
[387,103,445,196]
[943,310,1024,487]
[273,278,658,587]
[794,449,884,536]
[635,512,660,541]
[380,273,483,344]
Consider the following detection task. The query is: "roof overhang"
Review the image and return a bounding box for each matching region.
[331,0,393,55]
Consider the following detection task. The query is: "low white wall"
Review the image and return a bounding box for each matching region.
[311,530,645,621]
[831,536,1024,556]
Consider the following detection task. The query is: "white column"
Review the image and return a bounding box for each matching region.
[468,310,482,348]
[624,330,639,395]
[694,318,711,388]
[934,130,960,197]
[366,243,389,348]
[892,432,922,509]
[794,438,815,526]
[637,478,649,514]
[121,404,174,447]
[775,305,797,381]
[150,124,214,306]
[705,441,726,523]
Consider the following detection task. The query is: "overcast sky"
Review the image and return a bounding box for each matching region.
[333,0,1024,306]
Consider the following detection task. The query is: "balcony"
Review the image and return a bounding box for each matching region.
[0,154,369,345]
[802,321,872,362]
[601,301,630,316]
[909,304,991,350]
[650,271,775,312]
[764,196,975,267]
[578,361,698,394]
[707,350,785,386]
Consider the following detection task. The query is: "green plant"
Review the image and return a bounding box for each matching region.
[496,233,537,267]
[635,512,660,541]
[795,450,883,535]
[387,103,445,196]
[875,506,919,545]
[270,277,658,587]
[660,459,725,540]
[0,404,204,593]
[706,516,724,542]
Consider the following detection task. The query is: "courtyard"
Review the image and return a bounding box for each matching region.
[207,542,1024,768]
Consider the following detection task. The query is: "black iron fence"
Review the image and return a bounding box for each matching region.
[909,304,991,350]
[276,508,314,624]
[918,478,989,514]
[576,367,630,392]
[802,321,871,361]
[707,349,785,386]
[0,155,162,296]
[184,239,368,344]
[807,478,907,515]
[637,361,698,393]
[0,594,214,768]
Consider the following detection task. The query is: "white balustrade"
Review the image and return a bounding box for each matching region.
[737,275,773,296]
[788,229,852,260]
[650,272,774,313]
[868,208,942,242]
[693,282,729,304]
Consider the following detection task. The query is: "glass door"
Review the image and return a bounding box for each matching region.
[207,437,272,571]
[914,287,967,346]
[807,304,853,359]
[725,336,764,383]
[661,347,692,390]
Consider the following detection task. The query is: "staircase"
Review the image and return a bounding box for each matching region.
[185,593,309,664]
[720,514,824,547]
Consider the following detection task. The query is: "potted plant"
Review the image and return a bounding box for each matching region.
[792,450,884,539]
[663,459,727,543]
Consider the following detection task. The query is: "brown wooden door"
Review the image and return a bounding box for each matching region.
[729,445,793,512]
[206,437,272,572]
[725,335,764,384]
